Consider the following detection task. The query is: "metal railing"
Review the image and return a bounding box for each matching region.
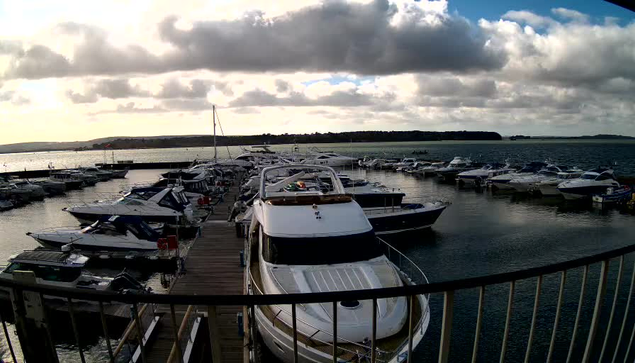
[2,243,635,362]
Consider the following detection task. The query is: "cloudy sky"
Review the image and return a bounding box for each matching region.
[1,0,634,144]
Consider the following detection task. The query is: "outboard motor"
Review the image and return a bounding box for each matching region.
[109,271,148,293]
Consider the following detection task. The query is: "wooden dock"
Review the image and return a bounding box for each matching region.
[144,186,248,363]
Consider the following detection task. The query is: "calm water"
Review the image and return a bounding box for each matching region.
[2,139,635,175]
[1,140,635,362]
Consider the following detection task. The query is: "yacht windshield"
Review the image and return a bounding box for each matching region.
[262,231,382,265]
[582,174,598,180]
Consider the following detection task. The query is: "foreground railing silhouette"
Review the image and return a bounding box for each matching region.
[2,242,635,363]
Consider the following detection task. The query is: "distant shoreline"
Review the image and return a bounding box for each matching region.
[0,132,633,155]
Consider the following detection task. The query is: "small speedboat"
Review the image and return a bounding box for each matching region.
[364,202,448,235]
[592,186,632,204]
[79,167,113,182]
[12,180,46,200]
[28,215,162,251]
[419,161,446,177]
[558,168,620,200]
[0,250,147,293]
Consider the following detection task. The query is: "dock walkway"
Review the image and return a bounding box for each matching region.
[145,187,247,363]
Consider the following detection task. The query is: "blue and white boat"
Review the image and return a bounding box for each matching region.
[558,169,620,200]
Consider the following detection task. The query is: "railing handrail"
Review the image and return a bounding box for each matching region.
[2,242,635,305]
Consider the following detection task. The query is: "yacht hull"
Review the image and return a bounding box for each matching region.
[558,186,615,200]
[254,295,428,363]
[351,193,405,208]
[68,210,182,225]
[537,184,561,196]
[33,237,157,251]
[365,203,446,235]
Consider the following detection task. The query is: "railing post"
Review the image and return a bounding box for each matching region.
[292,303,299,363]
[132,303,147,363]
[68,298,86,363]
[500,281,515,363]
[169,304,184,363]
[471,286,485,363]
[612,261,635,363]
[98,301,115,363]
[0,304,17,363]
[438,291,455,363]
[547,271,567,363]
[524,275,543,363]
[600,256,624,362]
[207,305,223,363]
[567,265,589,363]
[408,295,415,363]
[332,301,338,363]
[582,260,610,363]
[371,298,377,363]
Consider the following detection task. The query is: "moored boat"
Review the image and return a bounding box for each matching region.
[246,164,430,363]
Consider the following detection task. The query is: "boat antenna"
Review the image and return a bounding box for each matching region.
[213,105,217,163]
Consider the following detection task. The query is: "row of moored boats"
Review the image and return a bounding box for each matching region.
[0,167,129,211]
[362,157,630,202]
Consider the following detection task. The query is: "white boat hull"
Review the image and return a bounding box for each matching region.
[255,295,429,363]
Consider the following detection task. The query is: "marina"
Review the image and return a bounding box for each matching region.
[0,141,635,363]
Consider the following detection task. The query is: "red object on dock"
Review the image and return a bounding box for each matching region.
[167,235,178,250]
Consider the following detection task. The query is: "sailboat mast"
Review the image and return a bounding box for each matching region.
[213,105,217,163]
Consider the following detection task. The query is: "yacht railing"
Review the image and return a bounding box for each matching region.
[2,243,635,362]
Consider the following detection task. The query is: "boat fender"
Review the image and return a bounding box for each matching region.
[167,235,178,250]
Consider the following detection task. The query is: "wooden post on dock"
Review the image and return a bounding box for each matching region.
[10,272,59,363]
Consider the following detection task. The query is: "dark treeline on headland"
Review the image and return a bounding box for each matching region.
[87,131,502,150]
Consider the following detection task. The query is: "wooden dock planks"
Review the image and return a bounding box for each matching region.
[146,186,247,363]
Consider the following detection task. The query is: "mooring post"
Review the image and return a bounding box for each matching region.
[10,271,59,363]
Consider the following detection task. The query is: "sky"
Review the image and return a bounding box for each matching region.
[0,0,634,144]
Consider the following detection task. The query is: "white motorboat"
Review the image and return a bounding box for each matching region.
[12,180,46,200]
[32,179,67,196]
[247,164,430,363]
[436,157,473,182]
[300,149,357,167]
[28,215,161,251]
[488,162,548,190]
[49,171,85,190]
[64,186,195,224]
[558,168,620,200]
[109,168,129,179]
[418,161,446,176]
[535,167,584,196]
[456,162,513,187]
[0,250,146,293]
[393,158,417,171]
[364,201,447,235]
[79,167,113,181]
[507,165,568,192]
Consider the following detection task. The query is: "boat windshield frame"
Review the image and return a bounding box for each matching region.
[261,230,383,265]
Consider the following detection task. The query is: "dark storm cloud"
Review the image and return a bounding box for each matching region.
[155,79,210,99]
[65,79,149,103]
[2,0,506,79]
[417,76,497,98]
[228,89,392,108]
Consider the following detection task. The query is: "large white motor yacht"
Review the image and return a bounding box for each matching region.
[535,167,584,196]
[247,165,429,363]
[64,186,194,224]
[557,168,620,200]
